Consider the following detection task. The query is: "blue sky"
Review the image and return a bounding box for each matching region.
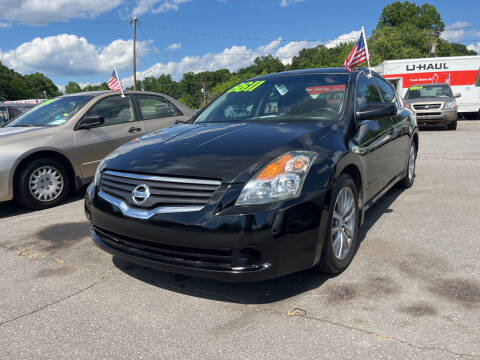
[0,0,479,91]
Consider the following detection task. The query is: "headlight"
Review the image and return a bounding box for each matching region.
[444,101,457,109]
[236,151,317,206]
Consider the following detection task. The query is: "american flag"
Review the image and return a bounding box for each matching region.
[343,31,368,70]
[108,69,122,91]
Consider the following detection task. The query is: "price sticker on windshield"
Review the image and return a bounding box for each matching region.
[227,81,265,93]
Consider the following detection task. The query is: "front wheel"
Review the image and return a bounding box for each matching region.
[15,158,71,209]
[318,173,359,274]
[447,120,457,130]
[399,142,417,188]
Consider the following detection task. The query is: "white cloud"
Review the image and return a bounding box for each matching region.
[166,42,182,50]
[441,21,480,42]
[132,0,191,16]
[280,0,305,7]
[0,34,149,76]
[0,0,123,23]
[120,30,360,86]
[467,42,480,53]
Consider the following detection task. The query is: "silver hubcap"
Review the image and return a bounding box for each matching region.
[332,187,356,261]
[29,166,64,202]
[408,145,416,181]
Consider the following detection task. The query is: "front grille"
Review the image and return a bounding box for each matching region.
[99,170,221,209]
[416,112,442,117]
[413,103,442,110]
[94,226,234,271]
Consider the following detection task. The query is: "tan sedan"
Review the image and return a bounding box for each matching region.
[0,90,193,209]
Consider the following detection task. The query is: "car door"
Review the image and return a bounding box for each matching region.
[134,94,186,133]
[374,75,411,179]
[352,73,395,201]
[74,94,144,179]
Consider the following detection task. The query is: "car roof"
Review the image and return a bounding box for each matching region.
[410,83,450,87]
[251,67,373,80]
[60,90,177,98]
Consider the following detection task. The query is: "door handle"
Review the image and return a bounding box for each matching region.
[129,127,141,133]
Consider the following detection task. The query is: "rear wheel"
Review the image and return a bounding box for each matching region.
[15,158,71,209]
[447,120,457,130]
[318,173,359,274]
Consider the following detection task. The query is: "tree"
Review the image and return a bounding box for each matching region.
[377,1,444,35]
[64,81,82,94]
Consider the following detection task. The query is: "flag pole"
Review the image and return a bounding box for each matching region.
[362,26,373,77]
[113,65,125,97]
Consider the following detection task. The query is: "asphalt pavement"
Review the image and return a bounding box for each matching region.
[0,121,479,359]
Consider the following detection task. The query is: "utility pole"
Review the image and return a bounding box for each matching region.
[129,16,140,90]
[202,76,207,105]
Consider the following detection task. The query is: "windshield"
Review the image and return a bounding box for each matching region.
[5,96,94,127]
[195,74,349,123]
[405,84,453,99]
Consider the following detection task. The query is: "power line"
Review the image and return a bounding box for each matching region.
[141,22,361,42]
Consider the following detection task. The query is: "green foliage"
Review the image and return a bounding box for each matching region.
[65,81,82,94]
[0,62,60,100]
[378,1,444,35]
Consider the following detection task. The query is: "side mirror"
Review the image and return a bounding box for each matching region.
[356,103,396,121]
[78,115,104,129]
[454,93,461,98]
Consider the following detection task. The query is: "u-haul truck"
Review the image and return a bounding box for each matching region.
[375,56,480,116]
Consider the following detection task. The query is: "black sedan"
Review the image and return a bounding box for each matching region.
[85,67,418,281]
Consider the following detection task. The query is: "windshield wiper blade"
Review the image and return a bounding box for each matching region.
[12,124,35,127]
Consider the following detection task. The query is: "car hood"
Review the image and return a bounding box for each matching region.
[103,121,335,184]
[0,126,45,141]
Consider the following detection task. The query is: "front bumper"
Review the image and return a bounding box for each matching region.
[0,161,14,202]
[413,109,457,125]
[85,183,327,282]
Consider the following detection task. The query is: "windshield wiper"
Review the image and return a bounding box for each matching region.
[12,124,36,127]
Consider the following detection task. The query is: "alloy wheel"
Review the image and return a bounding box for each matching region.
[332,187,356,261]
[408,144,416,181]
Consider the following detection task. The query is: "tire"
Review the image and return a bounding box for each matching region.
[399,142,417,188]
[447,120,457,130]
[318,173,360,274]
[15,158,71,210]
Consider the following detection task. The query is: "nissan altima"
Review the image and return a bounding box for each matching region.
[85,68,418,281]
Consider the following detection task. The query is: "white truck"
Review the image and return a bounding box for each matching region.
[375,56,480,118]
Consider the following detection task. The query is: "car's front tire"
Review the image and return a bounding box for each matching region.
[400,142,417,188]
[15,158,71,209]
[447,120,457,130]
[318,173,360,274]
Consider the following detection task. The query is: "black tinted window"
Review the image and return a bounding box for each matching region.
[87,96,135,126]
[195,74,349,123]
[356,74,382,110]
[135,95,182,120]
[375,76,396,103]
[0,106,7,124]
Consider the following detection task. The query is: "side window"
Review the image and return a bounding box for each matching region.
[375,76,396,103]
[10,106,24,118]
[135,95,182,120]
[86,95,135,126]
[475,68,480,87]
[356,74,382,110]
[0,106,8,123]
